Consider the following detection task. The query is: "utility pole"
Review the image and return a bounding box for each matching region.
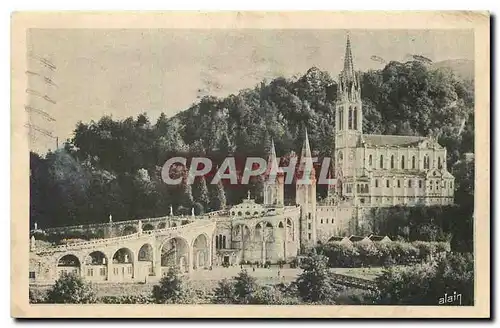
[25,52,58,153]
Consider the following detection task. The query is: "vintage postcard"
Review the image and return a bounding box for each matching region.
[11,11,490,318]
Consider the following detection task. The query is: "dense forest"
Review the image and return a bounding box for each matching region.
[30,60,475,236]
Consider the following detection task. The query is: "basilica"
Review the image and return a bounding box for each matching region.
[213,35,456,263]
[29,37,456,283]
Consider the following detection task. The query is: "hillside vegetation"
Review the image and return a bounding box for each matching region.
[30,60,474,236]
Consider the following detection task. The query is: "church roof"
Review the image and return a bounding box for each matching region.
[368,234,392,242]
[370,169,427,177]
[362,134,428,147]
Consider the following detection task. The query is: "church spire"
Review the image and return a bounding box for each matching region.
[266,138,283,176]
[342,33,355,80]
[302,128,312,159]
[298,128,315,180]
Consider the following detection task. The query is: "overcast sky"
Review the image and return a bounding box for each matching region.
[26,29,474,153]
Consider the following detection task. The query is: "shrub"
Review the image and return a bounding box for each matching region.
[45,273,97,304]
[374,252,474,305]
[99,295,153,304]
[296,253,338,303]
[29,288,47,304]
[151,267,194,304]
[317,240,450,268]
[355,242,380,267]
[233,270,259,304]
[212,278,235,304]
[249,285,300,305]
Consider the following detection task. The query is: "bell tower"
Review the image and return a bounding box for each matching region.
[263,139,284,206]
[335,34,363,178]
[296,129,317,247]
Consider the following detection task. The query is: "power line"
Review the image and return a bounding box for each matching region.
[25,52,58,151]
[24,105,56,122]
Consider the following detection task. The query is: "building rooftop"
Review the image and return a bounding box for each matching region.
[362,134,427,147]
[368,234,391,242]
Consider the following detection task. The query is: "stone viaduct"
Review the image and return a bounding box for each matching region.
[29,217,218,284]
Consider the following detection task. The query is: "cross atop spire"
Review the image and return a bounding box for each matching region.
[342,33,356,80]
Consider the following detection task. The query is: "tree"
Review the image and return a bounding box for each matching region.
[45,273,97,304]
[193,176,210,209]
[295,252,337,303]
[209,178,226,211]
[374,253,474,305]
[233,269,259,304]
[151,267,194,304]
[31,60,474,229]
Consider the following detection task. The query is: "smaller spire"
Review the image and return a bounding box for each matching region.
[302,128,312,158]
[298,128,315,181]
[266,138,283,177]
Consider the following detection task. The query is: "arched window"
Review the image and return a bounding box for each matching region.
[353,108,358,130]
[386,180,390,188]
[397,180,401,188]
[438,157,442,169]
[412,156,416,169]
[424,155,430,169]
[375,179,379,188]
[348,107,353,129]
[339,109,343,130]
[391,155,395,169]
[222,236,226,249]
[380,155,384,169]
[409,179,412,188]
[337,108,341,130]
[369,155,372,166]
[401,156,405,169]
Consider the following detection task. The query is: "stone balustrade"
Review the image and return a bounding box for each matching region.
[32,215,196,234]
[33,220,209,254]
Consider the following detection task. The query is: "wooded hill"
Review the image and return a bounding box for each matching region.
[30,60,475,231]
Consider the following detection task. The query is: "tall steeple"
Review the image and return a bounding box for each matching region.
[338,33,360,102]
[342,33,356,80]
[335,32,363,179]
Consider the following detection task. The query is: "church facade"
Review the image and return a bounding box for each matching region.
[332,36,455,210]
[215,36,456,257]
[29,37,457,281]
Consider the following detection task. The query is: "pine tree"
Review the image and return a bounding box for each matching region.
[209,177,226,211]
[193,176,210,209]
[182,174,194,207]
